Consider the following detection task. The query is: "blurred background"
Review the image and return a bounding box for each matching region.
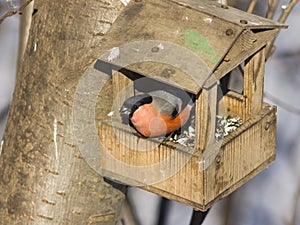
[0,1,299,225]
[0,12,19,139]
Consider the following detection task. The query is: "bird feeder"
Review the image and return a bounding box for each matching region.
[88,0,286,211]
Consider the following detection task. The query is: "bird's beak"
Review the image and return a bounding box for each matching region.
[119,107,130,115]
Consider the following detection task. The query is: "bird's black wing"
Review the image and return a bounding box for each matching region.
[150,89,193,119]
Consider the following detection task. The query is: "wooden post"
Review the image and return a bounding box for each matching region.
[112,71,134,121]
[244,47,266,120]
[196,84,218,152]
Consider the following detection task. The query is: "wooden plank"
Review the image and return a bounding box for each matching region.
[203,154,275,210]
[170,0,287,29]
[203,105,276,207]
[142,104,276,210]
[88,0,287,96]
[112,71,130,101]
[142,153,205,209]
[98,94,276,211]
[94,0,285,94]
[205,29,279,87]
[112,70,134,120]
[125,62,203,94]
[95,0,244,94]
[222,91,245,118]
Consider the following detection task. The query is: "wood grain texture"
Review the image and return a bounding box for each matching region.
[112,70,134,118]
[195,85,218,152]
[97,0,285,93]
[0,1,126,224]
[99,100,276,211]
[244,47,266,120]
[91,0,280,213]
[96,40,276,212]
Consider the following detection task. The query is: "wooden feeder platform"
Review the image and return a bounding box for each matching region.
[91,0,286,210]
[98,103,276,210]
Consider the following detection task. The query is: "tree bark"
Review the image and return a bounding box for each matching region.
[0,0,126,224]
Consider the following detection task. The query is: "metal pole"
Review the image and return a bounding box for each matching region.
[189,209,210,225]
[156,198,171,225]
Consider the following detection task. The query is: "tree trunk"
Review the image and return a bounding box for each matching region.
[0,0,126,224]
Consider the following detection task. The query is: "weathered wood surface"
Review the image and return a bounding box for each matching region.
[96,43,276,210]
[156,104,275,210]
[209,29,278,87]
[96,0,286,93]
[195,85,218,152]
[223,91,245,118]
[0,1,126,224]
[171,0,286,29]
[99,99,276,210]
[112,71,134,119]
[244,47,266,120]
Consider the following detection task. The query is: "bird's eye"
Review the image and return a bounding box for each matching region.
[132,105,138,111]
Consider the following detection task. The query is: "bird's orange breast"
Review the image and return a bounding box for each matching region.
[130,103,191,137]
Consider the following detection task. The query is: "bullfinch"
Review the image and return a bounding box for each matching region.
[119,89,194,137]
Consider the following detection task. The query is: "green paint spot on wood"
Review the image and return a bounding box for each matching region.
[183,29,220,64]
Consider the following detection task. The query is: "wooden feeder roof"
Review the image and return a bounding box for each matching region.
[99,0,287,94]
